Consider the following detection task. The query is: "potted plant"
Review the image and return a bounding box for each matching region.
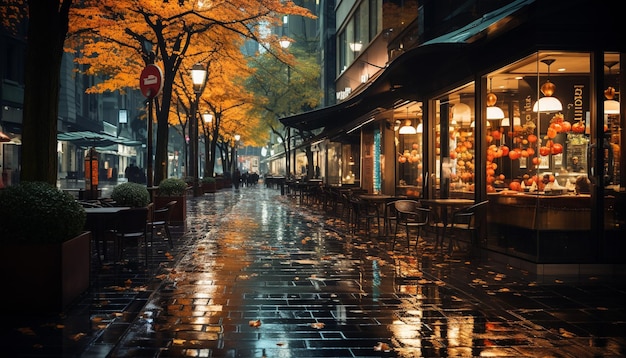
[0,181,90,312]
[155,178,189,225]
[201,176,217,193]
[111,182,150,207]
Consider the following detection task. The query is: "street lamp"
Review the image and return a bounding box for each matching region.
[190,63,207,197]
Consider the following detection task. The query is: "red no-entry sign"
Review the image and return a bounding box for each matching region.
[139,64,163,99]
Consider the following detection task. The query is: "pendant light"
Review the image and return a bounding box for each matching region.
[452,103,471,125]
[486,78,505,120]
[532,59,563,113]
[398,107,417,134]
[604,61,620,115]
[501,117,521,127]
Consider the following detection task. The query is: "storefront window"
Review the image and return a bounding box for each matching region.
[327,143,340,185]
[395,102,423,197]
[431,85,475,199]
[482,51,624,263]
[342,144,360,185]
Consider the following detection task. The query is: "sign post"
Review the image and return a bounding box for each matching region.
[139,64,163,189]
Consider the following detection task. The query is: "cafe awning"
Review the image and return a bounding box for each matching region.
[57,131,143,148]
[279,0,535,133]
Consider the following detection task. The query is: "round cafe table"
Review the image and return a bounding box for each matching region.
[420,198,473,252]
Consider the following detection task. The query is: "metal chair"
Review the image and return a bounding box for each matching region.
[111,207,149,263]
[351,196,380,236]
[393,200,431,253]
[447,200,489,255]
[147,200,177,249]
[384,200,399,239]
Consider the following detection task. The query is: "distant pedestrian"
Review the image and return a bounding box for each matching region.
[233,169,241,189]
[125,162,141,183]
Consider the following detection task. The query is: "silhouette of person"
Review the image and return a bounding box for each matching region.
[233,169,241,189]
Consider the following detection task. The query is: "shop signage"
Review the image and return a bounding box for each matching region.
[336,87,352,101]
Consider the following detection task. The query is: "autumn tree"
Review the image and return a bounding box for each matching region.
[247,44,321,177]
[169,38,264,178]
[200,62,267,177]
[68,0,313,185]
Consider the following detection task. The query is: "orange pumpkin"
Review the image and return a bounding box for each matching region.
[508,149,521,160]
[572,121,585,133]
[500,145,510,156]
[509,181,522,191]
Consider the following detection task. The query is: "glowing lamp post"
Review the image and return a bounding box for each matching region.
[190,63,207,197]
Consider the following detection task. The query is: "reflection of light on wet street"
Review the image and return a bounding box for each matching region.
[102,189,626,358]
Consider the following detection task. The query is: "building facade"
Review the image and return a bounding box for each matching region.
[280,0,626,276]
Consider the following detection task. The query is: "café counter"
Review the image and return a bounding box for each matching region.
[485,191,600,263]
[487,191,591,231]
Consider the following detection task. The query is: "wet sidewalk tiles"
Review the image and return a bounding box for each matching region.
[4,186,626,357]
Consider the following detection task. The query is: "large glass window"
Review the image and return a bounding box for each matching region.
[395,102,424,197]
[431,85,476,199]
[337,0,382,75]
[482,51,624,263]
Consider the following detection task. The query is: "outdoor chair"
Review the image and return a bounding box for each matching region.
[111,206,149,264]
[147,200,177,249]
[384,200,399,239]
[446,200,489,255]
[393,200,430,253]
[350,196,380,236]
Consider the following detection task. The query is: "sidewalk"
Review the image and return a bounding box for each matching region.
[5,185,626,357]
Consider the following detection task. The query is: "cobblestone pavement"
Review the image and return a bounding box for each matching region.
[5,184,626,357]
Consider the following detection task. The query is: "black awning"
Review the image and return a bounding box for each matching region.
[57,131,143,148]
[279,42,468,132]
[279,0,536,133]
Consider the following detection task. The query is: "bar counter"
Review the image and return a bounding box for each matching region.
[488,192,591,231]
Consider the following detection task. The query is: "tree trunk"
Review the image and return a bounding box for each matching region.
[154,57,177,185]
[21,0,70,184]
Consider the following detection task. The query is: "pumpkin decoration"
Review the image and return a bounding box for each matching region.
[551,143,563,154]
[572,121,585,133]
[509,181,522,192]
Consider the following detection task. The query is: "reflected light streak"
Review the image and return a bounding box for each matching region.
[447,315,475,357]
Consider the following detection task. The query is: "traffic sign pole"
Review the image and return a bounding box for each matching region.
[139,65,163,190]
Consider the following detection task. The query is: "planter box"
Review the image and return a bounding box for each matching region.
[214,177,224,189]
[154,195,186,226]
[3,232,91,312]
[202,182,217,193]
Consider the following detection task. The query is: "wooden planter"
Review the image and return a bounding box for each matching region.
[214,177,224,189]
[3,231,91,312]
[154,195,186,226]
[202,181,217,193]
